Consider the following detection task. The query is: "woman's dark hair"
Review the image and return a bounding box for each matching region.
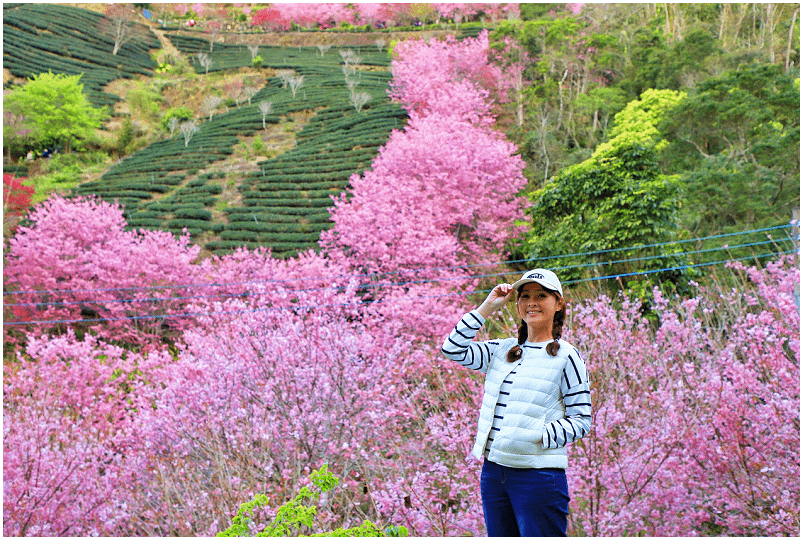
[506,289,566,362]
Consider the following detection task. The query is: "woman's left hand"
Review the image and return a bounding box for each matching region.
[477,283,515,318]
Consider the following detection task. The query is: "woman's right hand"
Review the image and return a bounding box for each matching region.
[476,283,515,319]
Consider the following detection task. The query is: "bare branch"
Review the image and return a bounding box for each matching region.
[243,86,259,105]
[100,3,142,56]
[258,100,273,130]
[288,75,305,99]
[180,120,199,147]
[197,53,212,75]
[168,117,179,137]
[201,95,223,121]
[351,92,371,113]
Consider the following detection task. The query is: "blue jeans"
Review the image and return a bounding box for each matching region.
[480,459,570,537]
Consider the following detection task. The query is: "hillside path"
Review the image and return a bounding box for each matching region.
[150,27,183,59]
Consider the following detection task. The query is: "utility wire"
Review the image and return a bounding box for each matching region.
[4,236,793,310]
[4,248,793,327]
[3,224,792,299]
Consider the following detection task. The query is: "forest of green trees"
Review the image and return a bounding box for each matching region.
[493,3,799,293]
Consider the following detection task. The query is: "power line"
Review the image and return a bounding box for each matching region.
[3,223,791,299]
[4,248,793,327]
[3,236,793,311]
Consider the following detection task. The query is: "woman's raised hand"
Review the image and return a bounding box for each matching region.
[477,283,515,319]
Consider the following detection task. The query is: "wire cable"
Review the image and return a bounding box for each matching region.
[4,235,793,310]
[4,248,793,327]
[3,223,791,298]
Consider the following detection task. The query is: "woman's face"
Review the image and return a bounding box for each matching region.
[516,282,562,338]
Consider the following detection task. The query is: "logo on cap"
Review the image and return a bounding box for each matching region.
[527,272,544,279]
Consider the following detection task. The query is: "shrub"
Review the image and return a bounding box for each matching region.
[3,173,35,218]
[217,465,408,537]
[3,332,173,536]
[3,195,204,346]
[161,106,193,132]
[174,207,212,221]
[566,259,800,536]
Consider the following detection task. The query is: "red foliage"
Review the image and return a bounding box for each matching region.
[251,7,290,31]
[2,173,34,217]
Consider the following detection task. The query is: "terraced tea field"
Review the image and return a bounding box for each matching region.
[79,34,404,258]
[3,3,159,108]
[4,3,408,258]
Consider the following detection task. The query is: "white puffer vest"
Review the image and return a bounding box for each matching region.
[473,337,573,469]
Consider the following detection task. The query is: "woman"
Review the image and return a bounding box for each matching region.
[441,268,591,537]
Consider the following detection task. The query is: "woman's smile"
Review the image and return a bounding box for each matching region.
[516,282,562,341]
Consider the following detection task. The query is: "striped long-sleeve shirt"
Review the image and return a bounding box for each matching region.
[442,310,591,467]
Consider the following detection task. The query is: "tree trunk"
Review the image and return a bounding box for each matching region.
[767,3,775,63]
[730,3,750,51]
[557,68,568,130]
[786,8,798,71]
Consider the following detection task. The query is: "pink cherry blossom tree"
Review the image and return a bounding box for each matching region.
[3,195,205,347]
[3,331,172,536]
[566,258,800,536]
[251,6,290,31]
[322,114,526,275]
[389,31,505,125]
[277,3,357,29]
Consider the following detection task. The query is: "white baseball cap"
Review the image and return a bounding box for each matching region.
[511,268,563,296]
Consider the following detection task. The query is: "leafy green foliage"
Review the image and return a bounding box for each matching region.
[491,9,632,182]
[619,28,669,97]
[2,3,158,108]
[161,106,194,131]
[3,72,108,153]
[216,465,408,538]
[656,28,722,90]
[661,64,800,236]
[519,89,688,288]
[595,88,685,157]
[521,144,685,288]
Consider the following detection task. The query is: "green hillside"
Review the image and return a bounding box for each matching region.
[3,3,159,108]
[75,36,405,258]
[3,3,412,258]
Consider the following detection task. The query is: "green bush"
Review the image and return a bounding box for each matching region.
[127,80,162,119]
[126,218,166,229]
[162,106,194,131]
[216,465,408,538]
[90,189,154,200]
[117,118,135,156]
[252,134,266,155]
[174,207,212,220]
[167,218,221,231]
